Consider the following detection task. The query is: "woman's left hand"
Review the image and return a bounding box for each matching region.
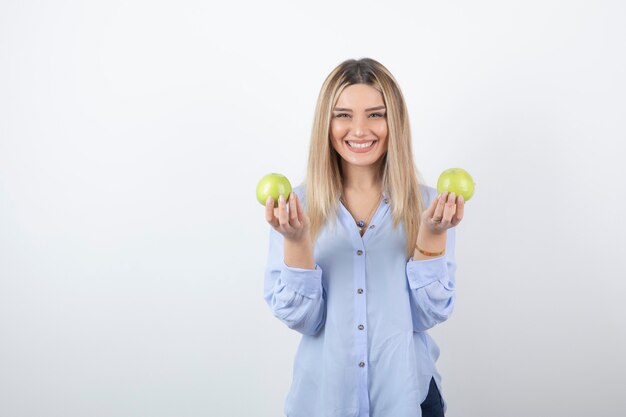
[421,191,464,235]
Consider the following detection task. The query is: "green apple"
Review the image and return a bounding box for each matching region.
[437,168,475,202]
[256,173,293,208]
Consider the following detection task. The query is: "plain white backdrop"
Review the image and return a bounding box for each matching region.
[1,1,625,416]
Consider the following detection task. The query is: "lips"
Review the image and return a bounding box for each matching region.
[345,140,378,145]
[344,140,378,153]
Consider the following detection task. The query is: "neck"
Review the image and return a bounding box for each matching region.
[341,159,383,194]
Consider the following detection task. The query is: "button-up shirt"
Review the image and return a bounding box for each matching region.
[263,183,457,417]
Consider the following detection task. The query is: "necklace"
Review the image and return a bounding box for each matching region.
[340,193,382,235]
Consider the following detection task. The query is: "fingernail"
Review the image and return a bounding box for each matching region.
[266,196,272,205]
[279,194,284,203]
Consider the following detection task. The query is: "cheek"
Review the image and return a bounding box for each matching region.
[329,125,342,149]
[330,123,345,142]
[376,123,388,141]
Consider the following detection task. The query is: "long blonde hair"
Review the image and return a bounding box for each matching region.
[304,58,426,259]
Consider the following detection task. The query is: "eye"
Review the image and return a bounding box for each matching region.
[334,113,350,118]
[370,112,385,118]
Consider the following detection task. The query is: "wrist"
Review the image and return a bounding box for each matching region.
[413,227,446,259]
[285,235,312,248]
[284,237,315,269]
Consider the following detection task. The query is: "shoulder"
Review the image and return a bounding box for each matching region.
[292,183,307,207]
[295,183,436,206]
[293,183,306,198]
[418,183,438,206]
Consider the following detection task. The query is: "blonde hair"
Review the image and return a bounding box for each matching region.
[304,58,426,259]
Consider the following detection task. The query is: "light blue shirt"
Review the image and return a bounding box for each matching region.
[264,183,457,417]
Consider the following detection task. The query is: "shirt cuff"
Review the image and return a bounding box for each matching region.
[280,261,323,299]
[406,256,447,289]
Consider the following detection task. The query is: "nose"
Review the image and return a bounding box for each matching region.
[353,116,368,137]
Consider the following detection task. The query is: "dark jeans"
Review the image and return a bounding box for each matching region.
[420,377,445,417]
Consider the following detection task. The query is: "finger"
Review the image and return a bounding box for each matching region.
[451,194,464,226]
[277,194,292,229]
[432,192,447,221]
[441,192,457,225]
[295,193,302,218]
[288,192,300,226]
[265,196,279,228]
[265,196,273,222]
[296,193,309,227]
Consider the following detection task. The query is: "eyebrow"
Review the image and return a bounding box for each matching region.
[333,105,386,112]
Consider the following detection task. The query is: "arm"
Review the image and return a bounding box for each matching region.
[406,225,457,332]
[263,226,327,336]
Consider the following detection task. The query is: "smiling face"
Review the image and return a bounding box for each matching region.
[330,83,389,168]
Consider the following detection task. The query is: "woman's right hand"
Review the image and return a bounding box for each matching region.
[265,192,311,244]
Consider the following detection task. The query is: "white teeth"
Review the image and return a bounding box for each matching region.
[347,141,374,148]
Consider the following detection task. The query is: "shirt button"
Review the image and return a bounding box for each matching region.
[356,250,363,256]
[359,362,365,368]
[383,198,389,204]
[357,288,363,294]
[369,224,375,229]
[358,324,364,330]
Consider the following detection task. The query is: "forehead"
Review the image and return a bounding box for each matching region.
[335,84,384,108]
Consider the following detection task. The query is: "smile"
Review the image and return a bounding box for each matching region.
[345,140,378,153]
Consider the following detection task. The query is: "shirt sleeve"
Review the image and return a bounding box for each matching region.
[263,226,327,336]
[405,225,457,332]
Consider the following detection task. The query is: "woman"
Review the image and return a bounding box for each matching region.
[263,58,464,417]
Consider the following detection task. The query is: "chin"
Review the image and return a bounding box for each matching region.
[344,153,384,165]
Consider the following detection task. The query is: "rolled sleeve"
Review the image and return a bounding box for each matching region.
[280,262,324,299]
[406,256,449,289]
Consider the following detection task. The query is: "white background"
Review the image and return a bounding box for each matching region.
[1,1,625,416]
